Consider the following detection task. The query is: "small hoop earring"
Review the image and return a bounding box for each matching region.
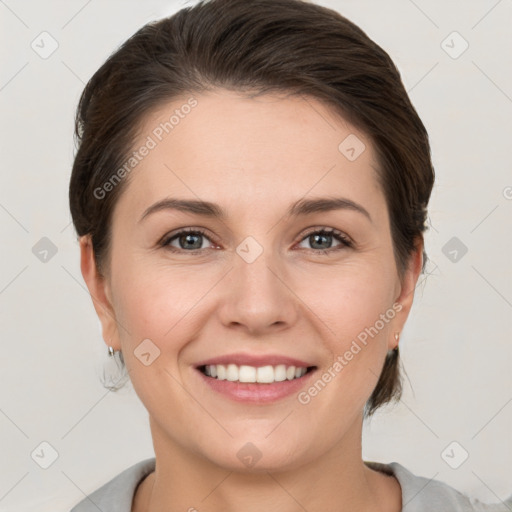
[394,332,400,351]
[108,346,116,357]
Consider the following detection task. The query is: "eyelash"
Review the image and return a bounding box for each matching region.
[159,227,353,255]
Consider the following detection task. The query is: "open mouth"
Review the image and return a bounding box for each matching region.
[197,364,317,384]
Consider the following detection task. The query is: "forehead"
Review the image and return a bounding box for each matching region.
[115,89,383,221]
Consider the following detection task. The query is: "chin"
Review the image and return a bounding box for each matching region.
[197,436,312,474]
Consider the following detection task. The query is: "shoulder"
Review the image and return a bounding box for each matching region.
[365,460,512,512]
[69,457,156,512]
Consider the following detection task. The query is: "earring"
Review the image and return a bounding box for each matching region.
[103,344,128,391]
[394,332,400,351]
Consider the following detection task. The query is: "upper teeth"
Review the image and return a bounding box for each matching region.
[203,364,308,383]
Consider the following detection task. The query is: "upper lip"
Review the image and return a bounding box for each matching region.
[195,353,316,369]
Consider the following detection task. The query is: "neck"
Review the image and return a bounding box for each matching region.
[134,413,401,512]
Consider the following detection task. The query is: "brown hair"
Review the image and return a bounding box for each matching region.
[69,0,434,417]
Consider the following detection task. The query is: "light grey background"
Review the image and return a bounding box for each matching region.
[1,0,511,510]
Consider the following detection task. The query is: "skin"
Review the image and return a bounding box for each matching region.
[80,89,423,512]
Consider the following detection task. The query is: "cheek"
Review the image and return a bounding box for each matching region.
[298,261,396,340]
[113,261,207,338]
[111,269,197,411]
[295,262,396,405]
[299,283,394,426]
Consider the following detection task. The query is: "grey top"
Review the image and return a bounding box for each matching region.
[70,457,512,512]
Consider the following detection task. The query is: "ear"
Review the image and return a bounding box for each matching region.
[389,236,424,350]
[79,235,121,351]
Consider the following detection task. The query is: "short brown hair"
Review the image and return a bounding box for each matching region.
[69,0,435,417]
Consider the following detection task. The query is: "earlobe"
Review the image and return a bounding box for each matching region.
[79,235,120,350]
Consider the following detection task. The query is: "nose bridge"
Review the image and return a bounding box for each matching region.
[220,235,297,331]
[237,239,279,291]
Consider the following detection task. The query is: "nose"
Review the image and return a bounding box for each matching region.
[217,247,300,335]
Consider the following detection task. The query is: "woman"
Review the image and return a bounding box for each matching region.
[68,0,511,510]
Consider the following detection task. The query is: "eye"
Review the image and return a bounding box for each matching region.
[296,227,353,255]
[159,227,353,255]
[160,228,216,253]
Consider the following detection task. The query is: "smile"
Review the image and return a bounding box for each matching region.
[195,364,318,403]
[199,363,315,383]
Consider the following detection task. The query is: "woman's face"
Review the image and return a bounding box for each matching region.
[82,89,421,471]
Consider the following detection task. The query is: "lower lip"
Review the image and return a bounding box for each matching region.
[195,367,317,403]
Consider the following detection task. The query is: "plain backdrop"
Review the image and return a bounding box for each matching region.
[0,0,511,510]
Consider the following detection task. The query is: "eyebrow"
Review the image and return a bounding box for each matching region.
[138,196,372,223]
